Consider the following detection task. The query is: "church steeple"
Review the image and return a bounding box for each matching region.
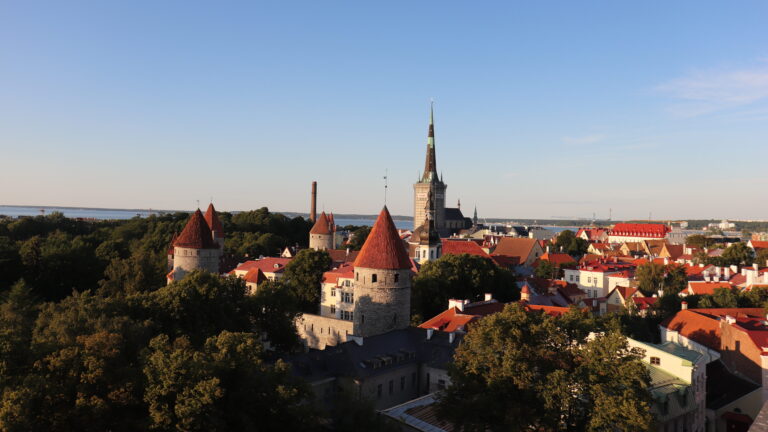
[421,102,438,183]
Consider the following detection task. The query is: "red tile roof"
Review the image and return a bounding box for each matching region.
[491,255,519,268]
[419,307,479,332]
[632,297,657,310]
[687,282,733,295]
[174,209,218,249]
[232,257,292,275]
[661,308,767,351]
[244,268,267,284]
[524,304,571,317]
[310,211,332,235]
[353,206,412,270]
[204,203,224,235]
[322,264,355,285]
[492,237,538,261]
[538,252,576,266]
[610,285,639,300]
[751,241,768,250]
[327,249,359,264]
[442,240,491,258]
[609,223,670,238]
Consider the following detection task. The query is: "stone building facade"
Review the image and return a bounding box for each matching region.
[298,206,413,349]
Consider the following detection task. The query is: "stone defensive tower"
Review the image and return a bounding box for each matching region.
[204,203,225,252]
[168,209,221,283]
[309,211,335,251]
[413,102,446,231]
[352,206,412,338]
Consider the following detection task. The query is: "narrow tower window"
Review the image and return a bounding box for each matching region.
[394,273,399,283]
[371,274,377,283]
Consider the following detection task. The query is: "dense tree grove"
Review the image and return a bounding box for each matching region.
[0,209,311,302]
[438,304,654,431]
[412,254,518,323]
[552,230,589,257]
[0,271,317,431]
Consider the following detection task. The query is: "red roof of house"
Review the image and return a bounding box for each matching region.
[632,297,657,310]
[442,240,491,258]
[174,209,218,249]
[204,203,224,235]
[661,308,767,351]
[492,237,538,261]
[232,257,292,275]
[491,255,519,268]
[610,286,639,300]
[687,282,732,295]
[244,268,267,284]
[322,264,355,285]
[419,307,479,332]
[751,241,768,250]
[609,223,670,238]
[310,211,332,235]
[353,206,411,270]
[538,252,576,266]
[684,264,714,276]
[524,304,571,317]
[327,249,359,264]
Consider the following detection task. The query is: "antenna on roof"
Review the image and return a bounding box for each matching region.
[383,169,388,205]
[196,199,200,209]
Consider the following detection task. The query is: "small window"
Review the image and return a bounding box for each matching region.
[650,357,661,366]
[389,380,394,395]
[394,273,399,283]
[377,384,382,398]
[400,376,405,390]
[437,379,446,390]
[412,372,417,387]
[355,272,358,281]
[330,305,336,314]
[331,288,336,297]
[372,274,377,283]
[350,312,353,321]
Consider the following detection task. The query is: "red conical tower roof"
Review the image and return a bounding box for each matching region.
[354,206,411,270]
[204,203,224,235]
[310,211,332,235]
[174,209,218,249]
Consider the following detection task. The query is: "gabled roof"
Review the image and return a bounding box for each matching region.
[232,257,292,275]
[609,285,639,300]
[322,264,355,285]
[244,268,267,284]
[750,240,768,250]
[538,252,576,266]
[310,211,332,235]
[442,240,490,258]
[633,297,657,310]
[204,203,224,235]
[687,282,732,295]
[419,307,478,332]
[174,209,218,249]
[492,237,538,260]
[327,249,359,265]
[661,308,766,351]
[353,206,412,270]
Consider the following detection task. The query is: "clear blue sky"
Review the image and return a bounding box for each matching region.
[2,1,768,220]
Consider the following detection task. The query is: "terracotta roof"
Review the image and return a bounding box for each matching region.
[609,223,670,238]
[327,249,359,264]
[322,264,355,285]
[524,304,570,317]
[492,237,538,261]
[419,307,478,332]
[244,268,267,284]
[491,255,519,268]
[174,209,218,249]
[232,257,292,275]
[204,203,224,235]
[751,241,768,250]
[687,282,732,295]
[310,211,332,235]
[661,308,766,351]
[353,206,412,270]
[442,240,491,258]
[632,297,657,310]
[538,252,576,266]
[521,284,531,294]
[610,285,639,300]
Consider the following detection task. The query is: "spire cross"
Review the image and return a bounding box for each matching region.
[383,169,388,205]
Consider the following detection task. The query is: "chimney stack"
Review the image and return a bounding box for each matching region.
[681,301,688,310]
[310,181,317,223]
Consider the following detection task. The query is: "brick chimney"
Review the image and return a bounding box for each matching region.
[681,301,688,310]
[310,181,317,223]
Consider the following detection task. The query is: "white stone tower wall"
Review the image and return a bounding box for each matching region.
[172,247,220,280]
[310,233,334,251]
[352,267,411,338]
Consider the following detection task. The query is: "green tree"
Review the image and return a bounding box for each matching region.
[412,254,517,322]
[699,287,739,308]
[685,234,712,249]
[635,262,666,296]
[347,226,371,251]
[755,248,768,267]
[553,230,589,256]
[534,260,557,279]
[0,280,39,387]
[720,242,754,266]
[437,304,653,431]
[281,249,332,313]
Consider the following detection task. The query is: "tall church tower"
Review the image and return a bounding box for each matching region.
[416,190,441,263]
[413,103,447,231]
[352,206,412,338]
